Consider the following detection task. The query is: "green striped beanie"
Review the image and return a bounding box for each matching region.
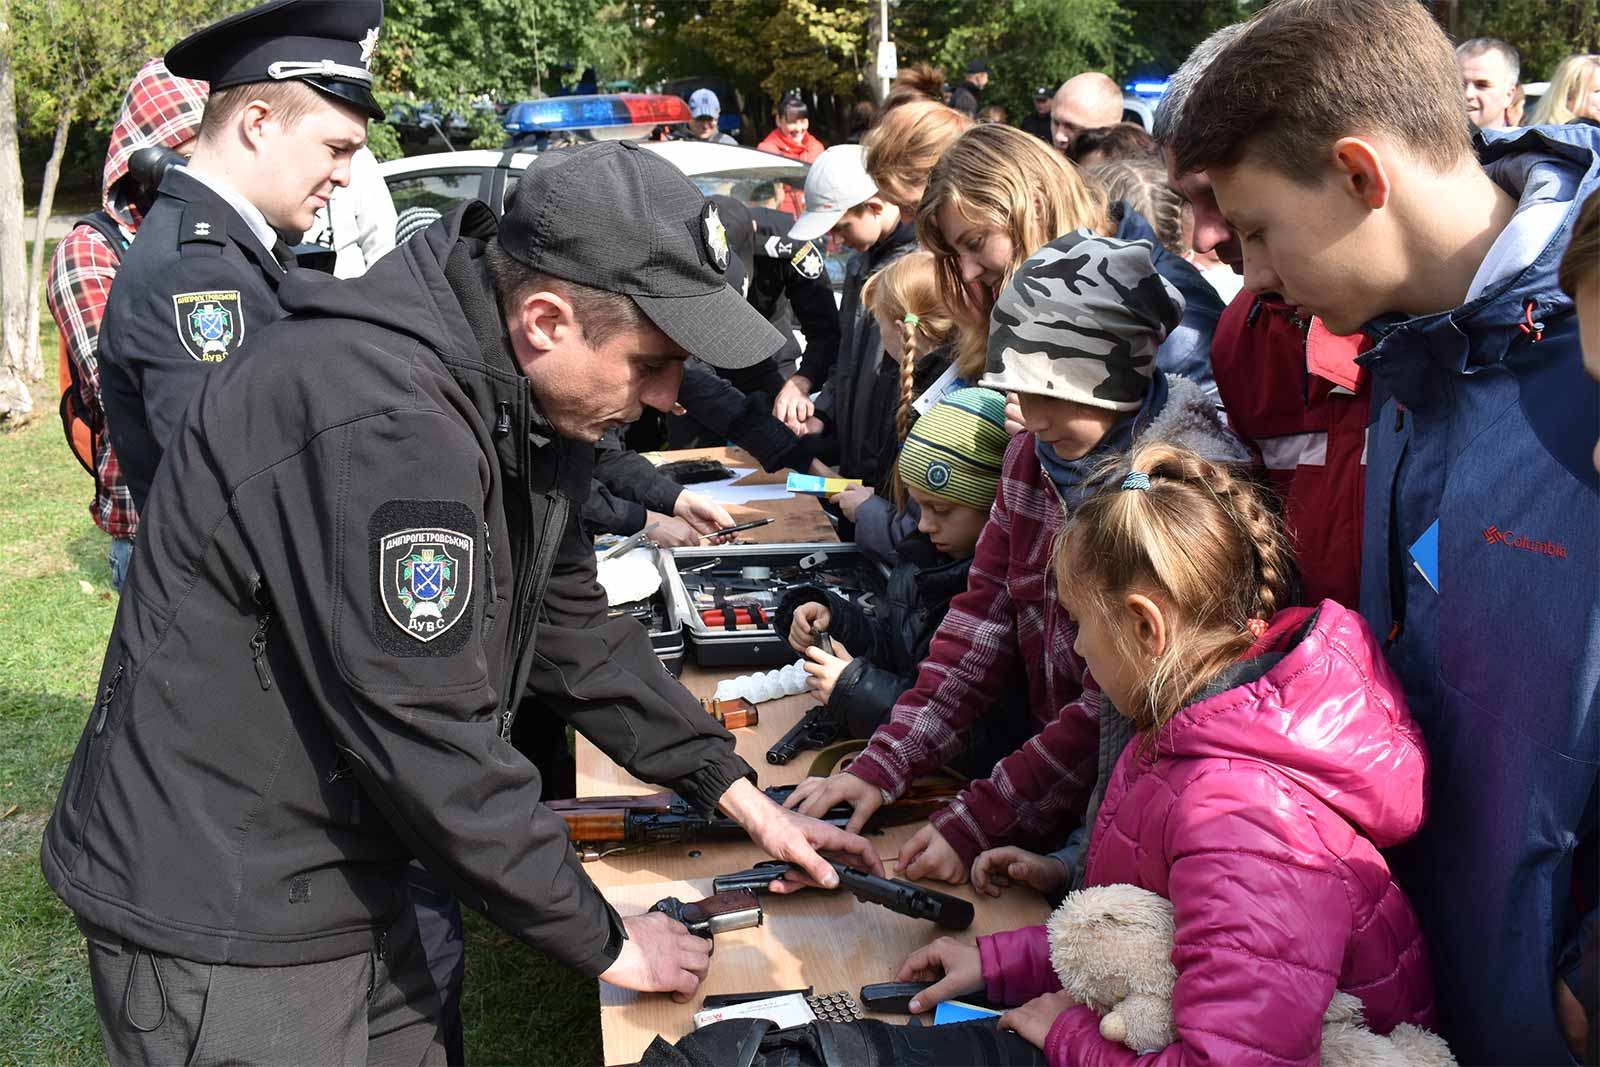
[897,388,1011,510]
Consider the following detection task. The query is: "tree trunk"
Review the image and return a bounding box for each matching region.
[24,104,72,378]
[0,0,31,420]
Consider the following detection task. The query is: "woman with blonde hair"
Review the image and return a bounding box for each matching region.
[862,99,972,215]
[919,123,1219,395]
[1530,54,1600,127]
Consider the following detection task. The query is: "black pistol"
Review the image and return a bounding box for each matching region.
[712,860,795,894]
[830,862,975,931]
[767,705,844,765]
[648,889,764,939]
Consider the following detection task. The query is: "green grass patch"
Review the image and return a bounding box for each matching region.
[0,252,602,1064]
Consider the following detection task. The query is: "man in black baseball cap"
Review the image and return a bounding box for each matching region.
[44,139,883,1062]
[96,0,382,512]
[950,58,991,117]
[1022,84,1055,142]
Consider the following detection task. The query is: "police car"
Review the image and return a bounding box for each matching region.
[379,140,810,224]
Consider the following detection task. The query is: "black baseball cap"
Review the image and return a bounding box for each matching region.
[967,58,991,75]
[499,141,784,370]
[1034,86,1052,101]
[166,0,385,120]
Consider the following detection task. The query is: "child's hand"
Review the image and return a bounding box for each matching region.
[895,935,984,1013]
[788,603,831,651]
[999,990,1080,1050]
[1003,392,1025,436]
[830,486,874,522]
[782,771,884,834]
[801,639,852,702]
[899,823,968,884]
[971,846,1069,898]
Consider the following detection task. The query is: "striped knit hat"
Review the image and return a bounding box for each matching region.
[897,388,1011,510]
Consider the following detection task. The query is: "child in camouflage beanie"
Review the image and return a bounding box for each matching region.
[774,388,1027,758]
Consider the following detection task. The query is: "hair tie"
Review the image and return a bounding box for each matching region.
[1246,617,1270,639]
[902,312,920,328]
[1120,471,1151,492]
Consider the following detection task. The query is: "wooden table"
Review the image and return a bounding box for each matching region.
[578,460,1045,1063]
[639,446,838,545]
[573,666,1051,1064]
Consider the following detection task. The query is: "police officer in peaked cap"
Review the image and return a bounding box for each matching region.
[44,138,886,1060]
[97,0,384,513]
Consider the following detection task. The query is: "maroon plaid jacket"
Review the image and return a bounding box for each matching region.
[45,59,206,539]
[847,430,1100,864]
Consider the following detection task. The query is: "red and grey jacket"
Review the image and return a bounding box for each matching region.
[1210,292,1371,610]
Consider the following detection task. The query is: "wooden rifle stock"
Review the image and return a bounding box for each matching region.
[547,779,963,858]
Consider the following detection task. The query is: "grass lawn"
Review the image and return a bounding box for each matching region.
[0,244,601,1064]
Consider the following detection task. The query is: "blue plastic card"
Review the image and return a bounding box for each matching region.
[933,1000,1003,1024]
[1409,518,1440,594]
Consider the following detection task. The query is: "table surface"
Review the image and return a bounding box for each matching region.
[577,448,1048,1064]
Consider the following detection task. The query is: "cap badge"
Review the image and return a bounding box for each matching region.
[701,201,729,273]
[360,27,380,69]
[926,460,952,490]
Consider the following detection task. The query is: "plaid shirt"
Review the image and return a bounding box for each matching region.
[48,224,138,538]
[847,430,1100,865]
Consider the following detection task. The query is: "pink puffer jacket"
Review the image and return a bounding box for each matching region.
[977,602,1438,1064]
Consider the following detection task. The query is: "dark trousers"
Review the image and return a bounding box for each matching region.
[79,901,446,1066]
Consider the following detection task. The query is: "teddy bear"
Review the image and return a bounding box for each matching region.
[1046,883,1457,1066]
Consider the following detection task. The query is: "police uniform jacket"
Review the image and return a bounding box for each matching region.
[98,168,290,511]
[42,202,754,973]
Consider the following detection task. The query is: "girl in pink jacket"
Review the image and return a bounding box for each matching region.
[900,441,1439,1064]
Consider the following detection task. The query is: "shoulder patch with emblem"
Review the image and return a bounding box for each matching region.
[790,241,824,280]
[173,291,244,362]
[370,500,477,656]
[700,200,730,273]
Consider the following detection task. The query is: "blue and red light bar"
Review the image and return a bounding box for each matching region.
[503,93,691,135]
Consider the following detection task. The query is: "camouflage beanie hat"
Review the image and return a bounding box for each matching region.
[898,387,1011,510]
[981,231,1185,412]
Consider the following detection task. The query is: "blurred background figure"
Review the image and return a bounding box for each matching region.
[1456,36,1521,130]
[948,58,990,117]
[1051,71,1123,156]
[1531,54,1600,127]
[1020,86,1053,142]
[686,87,738,144]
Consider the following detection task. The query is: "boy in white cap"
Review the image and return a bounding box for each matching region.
[776,145,918,517]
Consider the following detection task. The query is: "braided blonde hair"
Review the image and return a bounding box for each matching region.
[1056,442,1298,745]
[860,251,957,445]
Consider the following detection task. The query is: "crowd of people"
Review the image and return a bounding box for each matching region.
[37,0,1599,1063]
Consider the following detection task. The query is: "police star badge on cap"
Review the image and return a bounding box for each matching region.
[701,201,730,274]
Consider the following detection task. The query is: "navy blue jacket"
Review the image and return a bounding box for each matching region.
[98,169,289,510]
[1114,201,1221,403]
[1360,123,1600,1064]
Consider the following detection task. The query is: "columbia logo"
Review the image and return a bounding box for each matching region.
[1482,525,1568,560]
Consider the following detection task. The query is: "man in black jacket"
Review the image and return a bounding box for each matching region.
[43,139,881,1062]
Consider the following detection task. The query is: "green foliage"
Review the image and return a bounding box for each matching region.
[896,0,1141,123]
[1454,0,1600,83]
[10,0,236,137]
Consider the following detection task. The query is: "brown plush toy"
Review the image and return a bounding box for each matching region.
[1045,884,1457,1065]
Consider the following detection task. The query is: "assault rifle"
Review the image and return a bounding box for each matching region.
[712,859,975,931]
[548,781,959,861]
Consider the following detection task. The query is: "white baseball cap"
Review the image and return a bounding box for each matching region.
[688,88,720,119]
[787,144,879,241]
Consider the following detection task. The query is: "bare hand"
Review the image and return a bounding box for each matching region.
[644,514,702,548]
[999,990,1079,1050]
[899,823,967,884]
[781,771,885,834]
[831,486,874,522]
[788,602,832,651]
[896,936,984,1013]
[1557,976,1588,1058]
[971,846,1068,898]
[673,491,736,539]
[598,912,713,1002]
[801,639,853,703]
[1003,392,1025,437]
[717,779,884,894]
[774,376,815,432]
[803,416,825,437]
